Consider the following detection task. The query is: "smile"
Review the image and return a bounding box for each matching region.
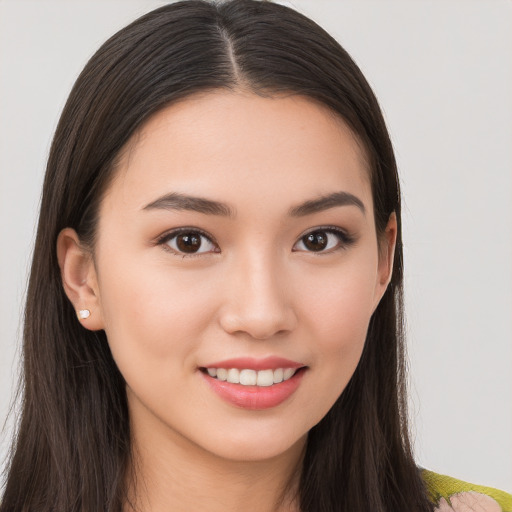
[200,358,307,410]
[204,367,298,387]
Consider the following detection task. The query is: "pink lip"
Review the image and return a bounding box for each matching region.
[200,368,306,410]
[199,357,307,410]
[202,356,304,371]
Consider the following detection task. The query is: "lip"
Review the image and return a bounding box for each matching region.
[199,357,307,410]
[200,367,306,410]
[202,356,304,371]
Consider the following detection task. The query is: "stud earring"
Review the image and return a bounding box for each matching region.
[78,309,91,320]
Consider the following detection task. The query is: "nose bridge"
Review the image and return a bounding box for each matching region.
[219,245,296,339]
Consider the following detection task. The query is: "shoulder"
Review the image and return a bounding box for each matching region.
[421,469,512,512]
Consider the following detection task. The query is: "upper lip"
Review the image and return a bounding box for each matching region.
[201,356,305,371]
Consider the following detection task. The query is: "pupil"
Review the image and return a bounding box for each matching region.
[176,234,201,253]
[304,231,327,251]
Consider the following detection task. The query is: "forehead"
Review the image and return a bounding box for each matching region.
[105,91,372,216]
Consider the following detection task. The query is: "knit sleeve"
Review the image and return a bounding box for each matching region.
[422,469,512,512]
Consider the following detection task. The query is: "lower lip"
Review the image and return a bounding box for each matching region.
[200,369,305,410]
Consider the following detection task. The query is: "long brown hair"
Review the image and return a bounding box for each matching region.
[1,1,433,511]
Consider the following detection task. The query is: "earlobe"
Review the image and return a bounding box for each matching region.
[56,228,105,330]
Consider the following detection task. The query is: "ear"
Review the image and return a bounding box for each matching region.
[372,212,398,310]
[56,228,105,330]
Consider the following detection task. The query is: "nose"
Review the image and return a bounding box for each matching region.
[218,252,298,340]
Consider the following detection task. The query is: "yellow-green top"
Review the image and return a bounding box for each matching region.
[422,469,512,511]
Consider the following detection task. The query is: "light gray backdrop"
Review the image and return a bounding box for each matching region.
[1,0,511,492]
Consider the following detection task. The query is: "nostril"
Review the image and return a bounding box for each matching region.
[218,310,297,340]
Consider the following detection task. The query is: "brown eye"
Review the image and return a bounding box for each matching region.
[293,228,352,253]
[165,231,217,255]
[176,234,202,253]
[303,231,328,251]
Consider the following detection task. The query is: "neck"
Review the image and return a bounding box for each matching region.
[124,410,305,512]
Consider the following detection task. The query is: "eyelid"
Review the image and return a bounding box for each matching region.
[156,227,220,257]
[292,225,356,253]
[154,225,355,257]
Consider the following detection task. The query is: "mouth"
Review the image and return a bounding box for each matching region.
[199,358,307,410]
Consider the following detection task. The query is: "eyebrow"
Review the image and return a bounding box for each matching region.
[143,192,236,217]
[288,191,365,217]
[142,190,365,217]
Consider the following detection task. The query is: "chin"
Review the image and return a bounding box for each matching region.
[198,429,307,464]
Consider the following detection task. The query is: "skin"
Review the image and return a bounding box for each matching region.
[436,493,501,512]
[58,91,397,512]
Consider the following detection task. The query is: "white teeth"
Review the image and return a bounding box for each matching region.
[205,367,299,386]
[227,368,240,384]
[240,369,257,385]
[273,368,284,383]
[283,368,295,380]
[216,368,228,381]
[256,369,274,387]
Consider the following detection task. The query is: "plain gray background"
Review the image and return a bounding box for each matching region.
[1,0,511,492]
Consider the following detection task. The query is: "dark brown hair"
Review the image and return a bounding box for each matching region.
[1,1,433,511]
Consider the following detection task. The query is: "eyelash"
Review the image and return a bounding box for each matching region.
[293,226,356,254]
[156,226,355,258]
[156,228,220,258]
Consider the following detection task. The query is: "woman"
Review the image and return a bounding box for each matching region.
[1,1,510,511]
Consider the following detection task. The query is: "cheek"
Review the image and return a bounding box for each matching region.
[96,251,219,366]
[296,252,379,406]
[301,260,378,349]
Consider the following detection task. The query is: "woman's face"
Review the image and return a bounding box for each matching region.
[85,91,395,462]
